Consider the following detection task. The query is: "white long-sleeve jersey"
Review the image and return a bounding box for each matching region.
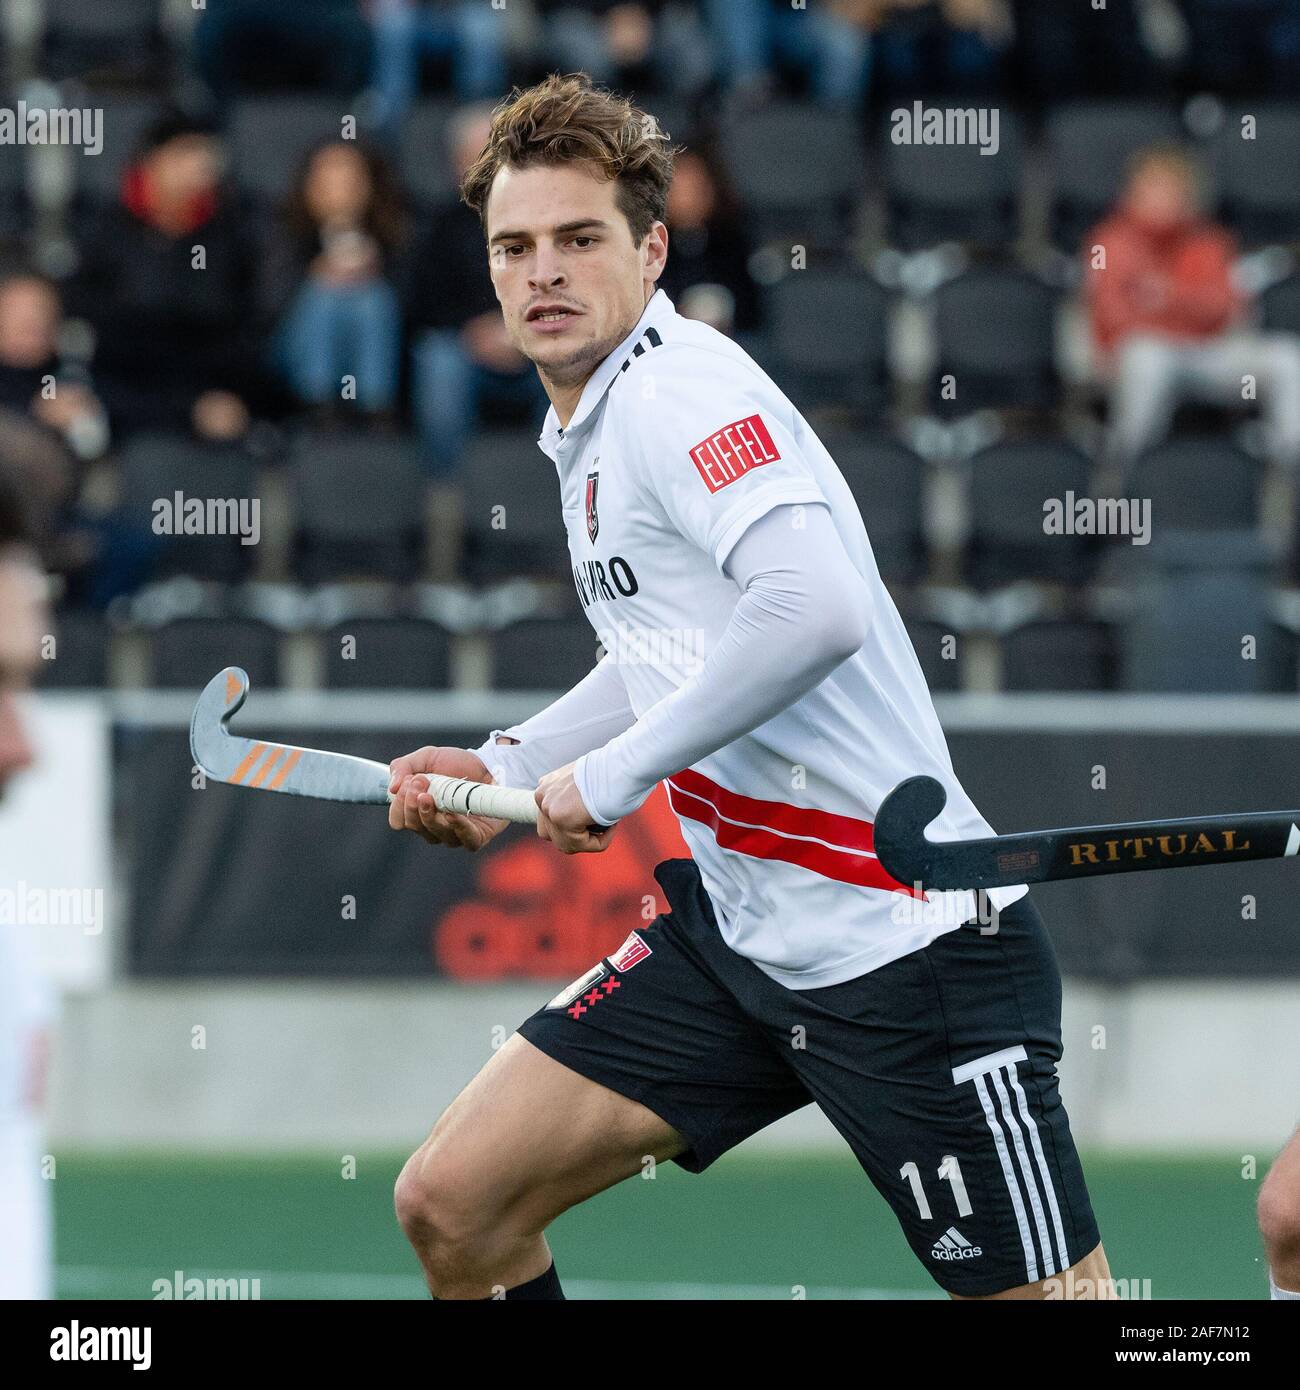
[476,288,1025,989]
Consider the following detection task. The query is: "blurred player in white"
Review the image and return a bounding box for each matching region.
[0,468,55,1299]
[1260,1128,1300,1299]
[389,74,1109,1300]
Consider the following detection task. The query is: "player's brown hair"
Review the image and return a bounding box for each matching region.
[459,72,679,248]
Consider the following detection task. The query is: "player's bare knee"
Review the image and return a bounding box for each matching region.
[1257,1169,1300,1263]
[393,1145,509,1257]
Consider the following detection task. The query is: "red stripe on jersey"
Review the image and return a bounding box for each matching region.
[664,769,924,897]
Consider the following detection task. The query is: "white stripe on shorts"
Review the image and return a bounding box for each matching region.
[954,1044,1070,1285]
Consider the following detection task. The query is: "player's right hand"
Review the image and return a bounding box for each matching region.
[387,746,508,852]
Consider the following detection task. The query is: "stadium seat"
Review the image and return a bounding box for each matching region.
[1128,437,1260,531]
[763,268,890,415]
[460,429,568,583]
[489,616,601,690]
[821,431,926,582]
[1045,101,1184,252]
[1206,103,1300,248]
[965,438,1097,589]
[149,617,280,690]
[41,0,164,82]
[1000,618,1117,691]
[228,96,359,206]
[903,617,962,692]
[717,102,864,244]
[39,607,111,688]
[68,92,162,233]
[1260,272,1300,336]
[290,430,425,583]
[117,433,261,584]
[399,100,456,209]
[1119,530,1289,691]
[0,137,29,245]
[930,267,1060,417]
[323,616,453,689]
[882,105,1024,253]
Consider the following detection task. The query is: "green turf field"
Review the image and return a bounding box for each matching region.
[53,1150,1269,1299]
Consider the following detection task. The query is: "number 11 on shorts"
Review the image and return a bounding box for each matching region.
[901,1156,974,1219]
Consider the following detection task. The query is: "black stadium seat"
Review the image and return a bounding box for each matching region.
[822,432,927,583]
[763,268,890,415]
[69,93,161,233]
[1128,437,1260,532]
[718,102,864,244]
[399,100,456,209]
[1001,619,1117,691]
[228,96,357,206]
[1261,273,1300,336]
[460,429,568,582]
[490,617,601,690]
[39,608,111,689]
[883,104,1024,252]
[966,439,1096,589]
[323,617,453,689]
[931,268,1060,417]
[0,137,28,245]
[117,434,261,585]
[1206,103,1300,248]
[1119,531,1289,692]
[150,617,280,690]
[290,430,425,583]
[903,617,962,692]
[42,0,164,82]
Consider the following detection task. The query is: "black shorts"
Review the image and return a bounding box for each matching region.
[517,857,1101,1296]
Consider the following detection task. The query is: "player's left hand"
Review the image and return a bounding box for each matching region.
[535,762,616,854]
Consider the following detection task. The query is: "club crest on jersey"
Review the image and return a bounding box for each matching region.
[585,466,600,542]
[608,931,652,971]
[689,413,781,494]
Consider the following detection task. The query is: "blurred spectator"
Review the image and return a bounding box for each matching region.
[656,138,760,341]
[71,112,267,443]
[195,0,372,104]
[1085,145,1300,470]
[706,0,872,111]
[0,411,78,571]
[1179,0,1300,98]
[0,464,56,1301]
[369,0,508,135]
[870,0,1012,99]
[1010,0,1160,105]
[535,3,713,101]
[264,140,407,420]
[0,274,108,463]
[404,106,548,478]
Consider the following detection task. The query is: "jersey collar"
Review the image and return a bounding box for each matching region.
[537,287,676,457]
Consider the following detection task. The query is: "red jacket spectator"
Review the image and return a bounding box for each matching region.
[1085,148,1244,362]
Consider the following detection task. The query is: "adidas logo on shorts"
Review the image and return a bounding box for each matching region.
[931,1227,983,1261]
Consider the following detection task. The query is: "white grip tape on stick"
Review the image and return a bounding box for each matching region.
[424,774,540,825]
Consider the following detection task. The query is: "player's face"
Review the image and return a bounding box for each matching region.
[0,556,44,802]
[486,161,667,393]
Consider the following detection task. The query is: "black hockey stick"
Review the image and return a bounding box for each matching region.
[872,775,1300,891]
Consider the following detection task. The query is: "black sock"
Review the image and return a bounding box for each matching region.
[432,1261,566,1302]
[492,1261,565,1301]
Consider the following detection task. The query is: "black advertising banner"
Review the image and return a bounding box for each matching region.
[123,726,1300,980]
[124,727,690,979]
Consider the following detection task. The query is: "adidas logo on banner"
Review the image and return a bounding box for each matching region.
[931,1227,983,1261]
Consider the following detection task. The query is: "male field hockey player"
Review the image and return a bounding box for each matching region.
[388,73,1110,1301]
